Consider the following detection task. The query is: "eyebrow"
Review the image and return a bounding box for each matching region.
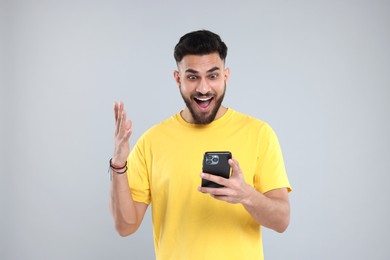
[185,66,221,74]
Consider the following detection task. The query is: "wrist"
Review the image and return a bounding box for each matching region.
[241,185,258,207]
[109,158,128,180]
[111,158,127,169]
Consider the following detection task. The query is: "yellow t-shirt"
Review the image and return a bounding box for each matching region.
[127,109,291,260]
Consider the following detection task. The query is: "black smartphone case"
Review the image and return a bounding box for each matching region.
[201,151,232,188]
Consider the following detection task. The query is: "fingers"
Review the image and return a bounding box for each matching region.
[199,158,242,189]
[119,110,132,141]
[198,181,235,203]
[114,101,119,123]
[124,119,133,139]
[114,101,124,122]
[114,101,121,135]
[114,101,132,138]
[229,157,242,177]
[118,108,126,135]
[200,173,229,188]
[198,186,231,197]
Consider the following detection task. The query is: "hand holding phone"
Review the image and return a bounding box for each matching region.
[201,151,232,188]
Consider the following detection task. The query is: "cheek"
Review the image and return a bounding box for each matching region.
[179,84,192,98]
[180,82,197,93]
[211,80,225,92]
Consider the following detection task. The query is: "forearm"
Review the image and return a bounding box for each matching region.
[110,172,139,236]
[241,187,290,233]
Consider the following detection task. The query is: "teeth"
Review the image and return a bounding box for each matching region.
[195,97,212,101]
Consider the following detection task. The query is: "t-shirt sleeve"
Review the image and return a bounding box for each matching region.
[254,123,292,193]
[126,137,152,204]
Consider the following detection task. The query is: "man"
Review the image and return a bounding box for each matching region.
[110,30,291,260]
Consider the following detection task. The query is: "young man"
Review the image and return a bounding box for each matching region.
[110,30,291,260]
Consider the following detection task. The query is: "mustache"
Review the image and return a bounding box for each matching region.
[192,92,215,98]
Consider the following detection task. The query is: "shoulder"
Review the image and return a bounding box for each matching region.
[229,109,281,143]
[230,109,271,131]
[137,114,180,141]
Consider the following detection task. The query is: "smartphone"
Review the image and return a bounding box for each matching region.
[201,151,232,188]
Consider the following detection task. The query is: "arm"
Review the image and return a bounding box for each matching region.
[110,101,148,236]
[241,186,290,233]
[110,168,148,236]
[198,158,290,233]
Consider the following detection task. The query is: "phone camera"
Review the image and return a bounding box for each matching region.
[205,154,219,165]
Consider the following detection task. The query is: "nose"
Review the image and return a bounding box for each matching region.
[195,78,211,94]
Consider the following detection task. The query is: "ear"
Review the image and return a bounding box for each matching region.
[173,70,181,87]
[224,67,231,82]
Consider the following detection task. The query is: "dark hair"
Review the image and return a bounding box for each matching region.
[174,30,228,63]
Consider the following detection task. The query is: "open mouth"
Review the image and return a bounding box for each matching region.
[194,96,214,110]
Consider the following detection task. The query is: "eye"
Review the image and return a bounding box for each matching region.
[187,75,198,80]
[209,74,219,79]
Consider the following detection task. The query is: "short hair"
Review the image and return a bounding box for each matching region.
[174,30,228,63]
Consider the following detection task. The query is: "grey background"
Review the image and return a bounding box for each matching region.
[1,0,389,259]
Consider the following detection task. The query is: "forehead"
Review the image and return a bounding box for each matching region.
[178,53,224,72]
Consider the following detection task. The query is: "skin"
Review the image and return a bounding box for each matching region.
[110,53,290,236]
[110,102,147,236]
[198,159,290,233]
[173,53,230,124]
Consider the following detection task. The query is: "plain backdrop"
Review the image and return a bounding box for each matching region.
[1,0,389,259]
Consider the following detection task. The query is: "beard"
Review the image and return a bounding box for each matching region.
[180,83,226,125]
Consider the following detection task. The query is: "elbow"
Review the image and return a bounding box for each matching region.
[274,216,290,233]
[275,200,291,233]
[110,208,141,237]
[275,223,289,233]
[115,222,139,237]
[116,227,133,237]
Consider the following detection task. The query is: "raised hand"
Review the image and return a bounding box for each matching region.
[112,101,133,167]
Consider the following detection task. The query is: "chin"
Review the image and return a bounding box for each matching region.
[191,108,218,124]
